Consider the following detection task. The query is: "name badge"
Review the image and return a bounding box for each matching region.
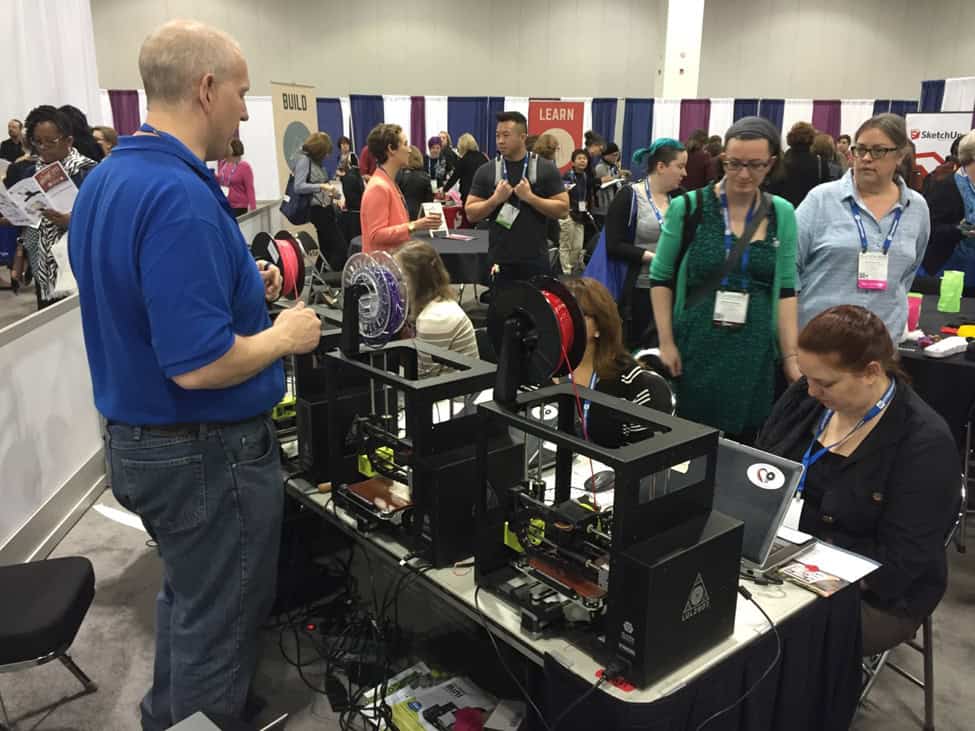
[857,251,889,290]
[713,290,749,326]
[497,202,520,230]
[783,496,804,531]
[220,185,230,198]
[578,200,587,212]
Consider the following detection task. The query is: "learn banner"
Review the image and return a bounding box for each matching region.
[270,81,317,194]
[905,112,972,174]
[528,100,584,173]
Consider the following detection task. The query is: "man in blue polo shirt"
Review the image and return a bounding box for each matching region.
[69,20,320,730]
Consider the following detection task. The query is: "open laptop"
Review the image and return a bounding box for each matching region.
[713,438,814,572]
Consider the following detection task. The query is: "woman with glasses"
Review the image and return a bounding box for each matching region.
[796,114,930,341]
[1,105,98,309]
[650,117,799,441]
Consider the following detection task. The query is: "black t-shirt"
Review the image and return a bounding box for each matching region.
[469,154,564,263]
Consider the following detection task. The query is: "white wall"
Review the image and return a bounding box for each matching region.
[698,0,972,100]
[90,0,667,98]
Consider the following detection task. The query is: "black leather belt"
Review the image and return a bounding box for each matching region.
[108,414,266,437]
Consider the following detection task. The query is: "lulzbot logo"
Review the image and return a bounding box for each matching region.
[911,128,921,140]
[746,463,786,490]
[682,573,710,621]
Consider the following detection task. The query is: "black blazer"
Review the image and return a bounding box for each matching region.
[757,378,959,621]
[396,169,434,221]
[768,145,830,207]
[923,174,966,274]
[443,150,489,202]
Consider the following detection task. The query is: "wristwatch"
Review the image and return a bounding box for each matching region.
[408,222,416,234]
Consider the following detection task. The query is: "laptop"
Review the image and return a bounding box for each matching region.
[713,438,814,571]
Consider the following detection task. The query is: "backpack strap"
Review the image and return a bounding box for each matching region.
[672,189,704,279]
[494,156,503,186]
[627,184,639,240]
[528,152,538,185]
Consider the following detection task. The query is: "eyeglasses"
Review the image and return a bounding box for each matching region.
[33,137,64,150]
[723,159,772,173]
[851,145,899,159]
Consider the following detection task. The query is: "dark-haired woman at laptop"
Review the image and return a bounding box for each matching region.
[757,305,958,656]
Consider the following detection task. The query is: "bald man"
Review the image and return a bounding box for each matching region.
[69,20,321,729]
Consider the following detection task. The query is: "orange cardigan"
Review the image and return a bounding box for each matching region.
[360,167,411,253]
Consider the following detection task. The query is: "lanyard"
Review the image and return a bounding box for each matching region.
[644,179,664,225]
[848,200,903,255]
[501,155,529,183]
[797,379,896,496]
[719,182,758,287]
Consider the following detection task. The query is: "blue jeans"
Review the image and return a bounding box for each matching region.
[105,415,283,730]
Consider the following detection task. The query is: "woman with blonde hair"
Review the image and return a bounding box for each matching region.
[443,133,489,226]
[395,240,478,375]
[532,133,560,162]
[293,131,346,268]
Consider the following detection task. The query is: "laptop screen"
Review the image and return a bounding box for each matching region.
[712,439,803,565]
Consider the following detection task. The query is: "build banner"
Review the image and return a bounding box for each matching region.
[905,112,971,174]
[528,100,584,173]
[270,82,317,194]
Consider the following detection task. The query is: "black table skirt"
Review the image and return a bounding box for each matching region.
[348,229,491,285]
[899,295,975,446]
[539,584,862,731]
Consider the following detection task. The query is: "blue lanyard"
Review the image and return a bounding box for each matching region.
[644,179,664,225]
[719,183,757,287]
[848,200,903,255]
[572,371,599,435]
[797,379,896,496]
[501,155,529,183]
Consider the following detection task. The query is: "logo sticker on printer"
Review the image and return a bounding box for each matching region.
[746,463,785,490]
[682,573,710,621]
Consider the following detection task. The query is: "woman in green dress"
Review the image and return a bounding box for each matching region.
[650,117,800,440]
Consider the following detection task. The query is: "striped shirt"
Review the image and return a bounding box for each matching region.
[415,299,479,377]
[796,171,930,340]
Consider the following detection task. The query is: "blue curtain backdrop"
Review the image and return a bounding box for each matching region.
[920,81,946,113]
[758,99,785,131]
[591,98,618,143]
[448,97,504,159]
[621,98,654,170]
[349,94,384,151]
[873,100,891,116]
[890,100,919,117]
[733,99,759,121]
[316,97,344,177]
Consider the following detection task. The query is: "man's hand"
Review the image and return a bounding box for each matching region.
[512,178,534,204]
[491,180,513,205]
[273,301,321,354]
[40,209,70,227]
[257,261,282,301]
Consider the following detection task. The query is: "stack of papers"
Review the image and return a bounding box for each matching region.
[0,160,78,227]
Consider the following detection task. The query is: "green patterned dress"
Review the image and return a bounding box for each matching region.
[649,189,798,436]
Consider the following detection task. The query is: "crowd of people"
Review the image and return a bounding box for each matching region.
[2,15,970,727]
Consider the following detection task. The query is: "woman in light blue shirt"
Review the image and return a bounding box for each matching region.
[796,114,930,341]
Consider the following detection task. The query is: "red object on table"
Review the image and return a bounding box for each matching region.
[443,205,461,230]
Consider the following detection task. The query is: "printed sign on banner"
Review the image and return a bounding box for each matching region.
[270,81,318,194]
[528,100,584,173]
[905,112,972,174]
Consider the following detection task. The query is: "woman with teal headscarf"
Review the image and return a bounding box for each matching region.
[604,138,688,348]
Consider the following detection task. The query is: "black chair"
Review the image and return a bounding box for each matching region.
[0,557,97,728]
[474,327,497,364]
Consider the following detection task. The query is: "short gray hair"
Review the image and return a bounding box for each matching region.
[138,19,243,106]
[958,131,975,167]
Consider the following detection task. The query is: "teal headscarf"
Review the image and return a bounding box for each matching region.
[632,137,685,167]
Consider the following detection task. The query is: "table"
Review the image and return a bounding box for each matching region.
[285,477,861,730]
[898,295,975,446]
[349,229,491,285]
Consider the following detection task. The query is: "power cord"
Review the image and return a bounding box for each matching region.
[549,660,625,731]
[694,586,781,731]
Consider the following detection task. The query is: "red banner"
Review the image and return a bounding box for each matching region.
[528,100,584,173]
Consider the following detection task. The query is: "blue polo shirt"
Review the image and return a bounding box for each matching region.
[69,128,284,425]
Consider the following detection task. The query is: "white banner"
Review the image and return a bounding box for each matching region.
[270,82,317,195]
[905,112,972,173]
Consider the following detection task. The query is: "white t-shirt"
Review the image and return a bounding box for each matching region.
[415,298,479,376]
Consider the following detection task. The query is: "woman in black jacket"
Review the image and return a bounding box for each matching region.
[922,130,975,278]
[442,133,489,205]
[604,138,686,349]
[757,305,958,656]
[396,146,434,221]
[769,122,830,207]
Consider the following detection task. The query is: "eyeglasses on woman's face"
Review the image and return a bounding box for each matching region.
[851,145,899,160]
[723,158,772,174]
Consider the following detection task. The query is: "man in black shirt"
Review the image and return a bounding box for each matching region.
[466,111,568,283]
[1,119,26,163]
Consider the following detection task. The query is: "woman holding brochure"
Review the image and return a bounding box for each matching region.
[1,105,97,309]
[757,305,959,655]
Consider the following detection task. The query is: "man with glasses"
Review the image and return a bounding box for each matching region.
[796,113,930,341]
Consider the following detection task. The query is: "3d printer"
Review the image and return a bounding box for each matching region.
[322,251,524,568]
[473,277,744,687]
